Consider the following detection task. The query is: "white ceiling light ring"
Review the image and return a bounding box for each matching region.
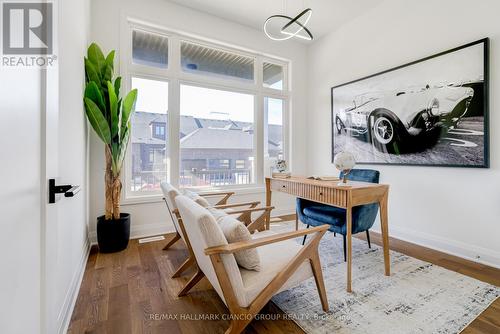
[264,15,295,41]
[264,7,314,41]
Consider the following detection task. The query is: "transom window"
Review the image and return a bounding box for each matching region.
[124,21,290,198]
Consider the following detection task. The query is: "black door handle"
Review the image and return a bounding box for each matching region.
[48,179,81,203]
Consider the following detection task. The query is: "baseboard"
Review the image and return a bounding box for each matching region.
[372,225,500,269]
[57,237,91,334]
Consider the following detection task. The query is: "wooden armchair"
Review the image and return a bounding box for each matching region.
[160,182,273,290]
[176,195,329,334]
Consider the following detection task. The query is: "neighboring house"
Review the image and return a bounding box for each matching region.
[131,111,282,189]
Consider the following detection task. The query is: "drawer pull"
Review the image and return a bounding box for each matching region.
[319,192,323,196]
[282,185,286,188]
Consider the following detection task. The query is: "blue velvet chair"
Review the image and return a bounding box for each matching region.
[297,169,380,261]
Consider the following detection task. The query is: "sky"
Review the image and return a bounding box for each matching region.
[131,77,283,125]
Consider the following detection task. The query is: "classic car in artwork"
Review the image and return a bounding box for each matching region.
[335,84,475,153]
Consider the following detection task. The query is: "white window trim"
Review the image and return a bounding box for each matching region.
[121,17,291,202]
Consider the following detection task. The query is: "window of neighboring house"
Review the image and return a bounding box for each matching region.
[179,84,254,188]
[152,123,166,139]
[124,23,290,198]
[264,97,284,159]
[181,41,254,83]
[235,159,245,169]
[219,159,230,169]
[129,76,168,194]
[263,62,284,90]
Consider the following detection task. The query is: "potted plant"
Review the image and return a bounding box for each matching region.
[83,43,137,253]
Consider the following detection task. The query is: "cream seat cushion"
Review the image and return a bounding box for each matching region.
[239,231,314,307]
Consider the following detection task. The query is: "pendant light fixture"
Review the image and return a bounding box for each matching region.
[264,1,313,41]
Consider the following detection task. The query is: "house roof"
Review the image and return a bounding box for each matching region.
[180,128,255,149]
[131,111,282,149]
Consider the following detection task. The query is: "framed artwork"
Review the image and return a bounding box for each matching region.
[331,38,489,168]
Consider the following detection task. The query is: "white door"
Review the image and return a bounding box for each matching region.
[0,1,89,333]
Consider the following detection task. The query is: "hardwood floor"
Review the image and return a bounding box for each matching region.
[69,219,500,334]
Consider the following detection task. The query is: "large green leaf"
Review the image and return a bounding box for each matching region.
[84,98,111,144]
[84,81,106,114]
[114,77,121,98]
[117,125,130,172]
[107,81,119,139]
[84,58,100,84]
[103,64,113,83]
[121,89,137,139]
[87,43,105,72]
[105,50,115,71]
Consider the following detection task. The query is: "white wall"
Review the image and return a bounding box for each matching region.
[88,0,309,241]
[307,0,500,268]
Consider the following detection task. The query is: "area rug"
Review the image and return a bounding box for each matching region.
[271,231,499,334]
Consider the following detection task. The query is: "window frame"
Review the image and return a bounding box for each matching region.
[121,18,291,202]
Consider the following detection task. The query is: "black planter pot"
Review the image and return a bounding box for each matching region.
[96,213,130,253]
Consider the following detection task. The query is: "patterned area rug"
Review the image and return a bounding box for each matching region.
[271,230,499,334]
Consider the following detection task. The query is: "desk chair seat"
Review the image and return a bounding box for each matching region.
[297,169,380,261]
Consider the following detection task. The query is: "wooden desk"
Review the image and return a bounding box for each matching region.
[265,176,390,292]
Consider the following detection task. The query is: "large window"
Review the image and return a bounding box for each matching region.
[124,23,289,198]
[264,97,284,159]
[180,84,255,188]
[129,77,168,193]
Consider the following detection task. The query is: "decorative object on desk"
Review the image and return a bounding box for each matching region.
[275,158,287,172]
[331,38,489,168]
[83,43,138,253]
[307,175,339,181]
[333,151,356,185]
[272,172,291,179]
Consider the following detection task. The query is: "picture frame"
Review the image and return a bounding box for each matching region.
[331,38,489,168]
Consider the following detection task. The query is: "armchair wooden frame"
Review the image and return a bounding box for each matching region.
[162,191,249,251]
[163,195,275,297]
[178,225,330,334]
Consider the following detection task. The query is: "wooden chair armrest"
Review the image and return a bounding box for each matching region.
[204,225,329,255]
[223,206,274,215]
[199,191,235,197]
[212,201,260,209]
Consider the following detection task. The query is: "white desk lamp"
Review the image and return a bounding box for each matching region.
[333,151,356,186]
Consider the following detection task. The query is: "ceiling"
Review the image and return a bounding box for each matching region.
[167,0,384,42]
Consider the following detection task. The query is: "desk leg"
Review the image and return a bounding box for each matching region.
[265,178,271,230]
[380,191,390,276]
[346,206,352,293]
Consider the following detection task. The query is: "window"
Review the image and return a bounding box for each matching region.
[129,77,169,193]
[264,97,284,158]
[152,123,166,139]
[235,160,245,169]
[132,30,169,68]
[181,41,254,83]
[179,84,254,188]
[263,62,284,90]
[125,23,289,198]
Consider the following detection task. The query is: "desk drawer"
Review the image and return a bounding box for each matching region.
[270,179,347,207]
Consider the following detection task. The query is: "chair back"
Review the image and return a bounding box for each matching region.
[175,195,246,306]
[340,169,380,233]
[340,168,380,183]
[160,181,183,237]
